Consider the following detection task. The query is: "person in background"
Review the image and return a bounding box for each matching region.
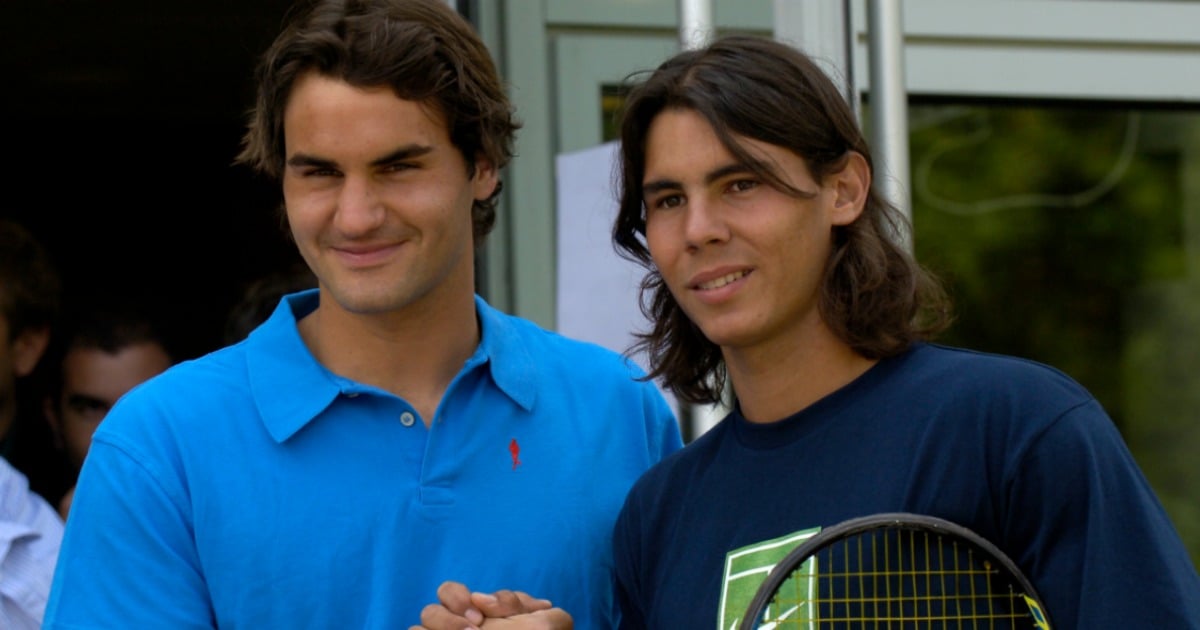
[223,262,317,345]
[0,456,63,630]
[607,35,1200,629]
[43,301,174,518]
[0,219,64,629]
[0,219,71,509]
[44,1,681,629]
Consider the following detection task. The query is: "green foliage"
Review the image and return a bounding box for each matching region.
[906,102,1200,566]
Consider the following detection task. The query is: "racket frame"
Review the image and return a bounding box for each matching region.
[738,512,1052,629]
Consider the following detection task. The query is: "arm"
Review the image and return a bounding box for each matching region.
[1010,401,1200,629]
[0,458,63,629]
[410,581,572,630]
[43,440,213,629]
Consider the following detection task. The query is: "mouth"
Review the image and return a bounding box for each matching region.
[693,270,749,291]
[332,242,403,268]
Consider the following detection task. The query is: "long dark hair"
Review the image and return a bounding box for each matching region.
[613,35,951,405]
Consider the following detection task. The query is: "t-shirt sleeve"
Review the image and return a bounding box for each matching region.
[612,487,650,630]
[1006,399,1200,629]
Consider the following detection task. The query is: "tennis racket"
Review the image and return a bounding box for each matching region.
[739,512,1052,629]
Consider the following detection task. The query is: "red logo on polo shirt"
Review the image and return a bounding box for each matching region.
[509,438,522,470]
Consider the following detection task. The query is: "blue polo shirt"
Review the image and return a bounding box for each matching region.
[45,291,681,630]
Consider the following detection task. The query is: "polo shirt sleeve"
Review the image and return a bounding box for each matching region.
[44,437,213,629]
[644,387,684,461]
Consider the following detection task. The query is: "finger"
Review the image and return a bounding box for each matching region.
[419,602,480,630]
[476,608,573,630]
[437,581,483,625]
[538,607,574,630]
[436,581,471,612]
[469,589,554,619]
[511,591,553,613]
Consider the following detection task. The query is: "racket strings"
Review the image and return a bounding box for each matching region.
[757,528,1033,628]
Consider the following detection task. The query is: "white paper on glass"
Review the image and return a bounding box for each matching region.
[553,141,681,418]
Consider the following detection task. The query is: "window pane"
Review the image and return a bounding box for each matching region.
[909,101,1200,566]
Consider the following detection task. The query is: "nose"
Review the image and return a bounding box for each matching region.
[334,175,385,236]
[683,196,730,251]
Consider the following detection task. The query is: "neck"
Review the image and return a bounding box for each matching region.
[299,290,480,424]
[724,321,876,424]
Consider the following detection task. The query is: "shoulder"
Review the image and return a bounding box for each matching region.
[898,343,1096,407]
[905,342,1075,378]
[0,456,63,538]
[477,296,676,421]
[91,344,253,444]
[128,344,250,403]
[885,344,1121,473]
[624,416,727,503]
[481,299,653,379]
[478,300,682,463]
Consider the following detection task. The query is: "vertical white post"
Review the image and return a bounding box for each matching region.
[866,0,913,249]
[678,0,714,50]
[774,0,855,110]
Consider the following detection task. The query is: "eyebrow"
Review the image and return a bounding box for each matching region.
[642,163,752,196]
[286,144,435,170]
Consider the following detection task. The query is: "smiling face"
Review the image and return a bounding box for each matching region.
[281,72,497,319]
[642,108,864,358]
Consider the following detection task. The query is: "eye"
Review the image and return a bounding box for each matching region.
[66,397,110,420]
[301,166,340,178]
[727,179,759,194]
[647,193,684,211]
[381,161,416,174]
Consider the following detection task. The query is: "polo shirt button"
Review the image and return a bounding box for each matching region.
[400,411,416,427]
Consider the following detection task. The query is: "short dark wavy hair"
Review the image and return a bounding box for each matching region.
[0,220,60,342]
[236,0,520,245]
[613,35,951,405]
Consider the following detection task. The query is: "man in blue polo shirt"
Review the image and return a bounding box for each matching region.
[43,1,682,628]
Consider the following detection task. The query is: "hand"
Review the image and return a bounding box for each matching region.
[410,581,572,630]
[475,608,572,629]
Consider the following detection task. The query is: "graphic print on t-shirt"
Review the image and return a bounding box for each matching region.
[718,526,821,630]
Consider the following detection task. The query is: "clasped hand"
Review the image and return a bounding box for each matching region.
[409,581,574,630]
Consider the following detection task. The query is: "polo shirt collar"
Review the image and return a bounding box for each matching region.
[246,290,340,443]
[473,295,537,412]
[246,291,537,444]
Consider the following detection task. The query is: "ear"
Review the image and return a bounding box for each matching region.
[471,153,499,201]
[43,394,61,437]
[828,151,870,226]
[12,325,50,378]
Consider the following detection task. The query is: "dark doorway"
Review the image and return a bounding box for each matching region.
[3,1,303,360]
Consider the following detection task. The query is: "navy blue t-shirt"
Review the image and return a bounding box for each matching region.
[613,343,1200,629]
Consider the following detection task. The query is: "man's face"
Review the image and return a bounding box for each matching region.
[640,108,859,358]
[49,342,172,469]
[280,72,497,319]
